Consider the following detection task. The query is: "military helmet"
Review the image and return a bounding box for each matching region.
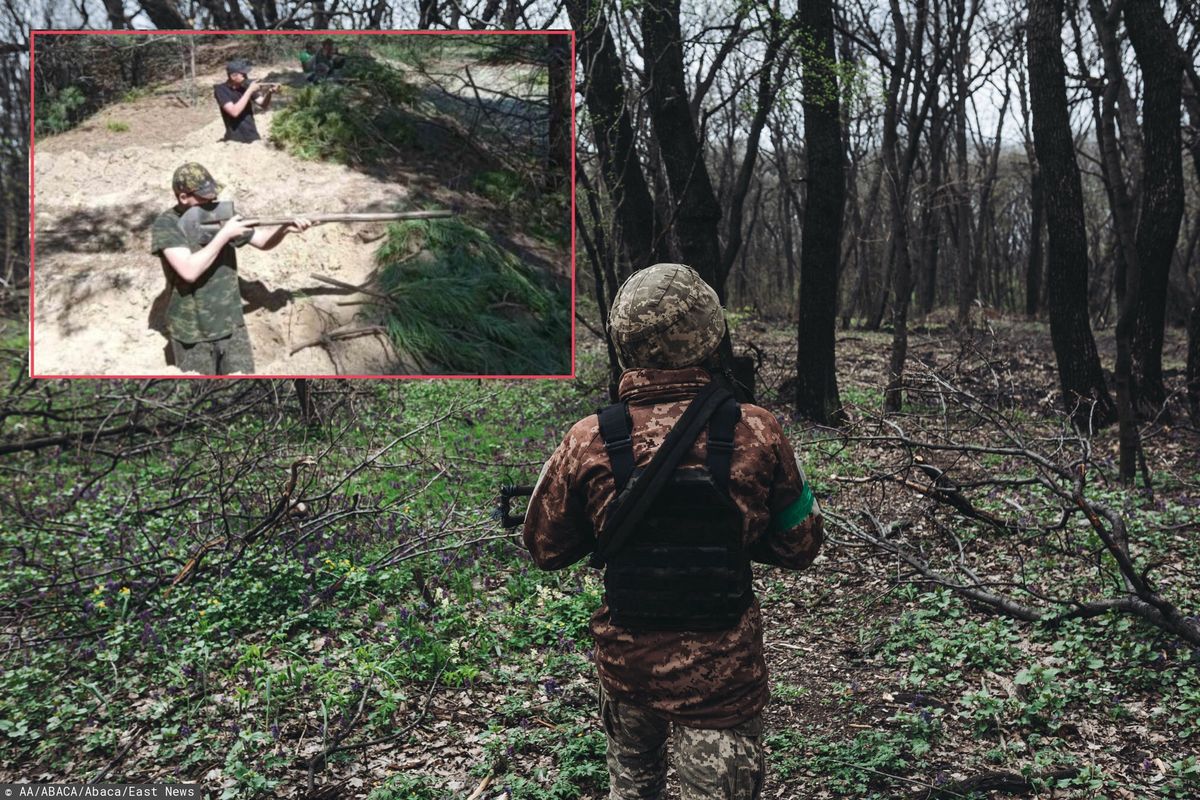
[172,162,218,200]
[608,263,725,369]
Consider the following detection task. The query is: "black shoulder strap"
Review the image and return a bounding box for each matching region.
[594,382,733,565]
[597,402,635,493]
[706,395,741,493]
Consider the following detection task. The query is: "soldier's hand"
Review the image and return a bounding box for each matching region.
[220,214,252,241]
[247,80,261,94]
[287,217,312,234]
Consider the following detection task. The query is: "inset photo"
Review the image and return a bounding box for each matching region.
[31,31,573,377]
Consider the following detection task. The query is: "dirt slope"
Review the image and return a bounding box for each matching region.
[33,60,434,376]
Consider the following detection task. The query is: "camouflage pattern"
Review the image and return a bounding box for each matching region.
[524,366,823,729]
[600,686,764,800]
[171,162,218,199]
[312,48,342,76]
[150,208,246,347]
[171,322,254,375]
[608,264,725,369]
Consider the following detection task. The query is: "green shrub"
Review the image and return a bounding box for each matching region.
[373,217,569,375]
[35,86,86,136]
[474,170,524,207]
[269,57,418,164]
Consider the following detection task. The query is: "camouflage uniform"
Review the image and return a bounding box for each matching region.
[600,684,766,800]
[151,163,254,374]
[524,265,823,799]
[310,43,345,81]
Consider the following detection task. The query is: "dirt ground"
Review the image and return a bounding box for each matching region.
[31,57,536,377]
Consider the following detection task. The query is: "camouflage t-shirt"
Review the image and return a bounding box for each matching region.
[523,366,824,729]
[150,208,246,345]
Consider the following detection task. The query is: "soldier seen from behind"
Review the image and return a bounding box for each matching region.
[215,59,276,143]
[150,162,310,375]
[523,264,824,799]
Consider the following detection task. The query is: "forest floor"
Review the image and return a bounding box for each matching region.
[2,313,1197,798]
[30,44,567,376]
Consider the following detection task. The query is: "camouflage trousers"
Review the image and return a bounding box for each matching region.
[171,324,254,375]
[599,685,765,800]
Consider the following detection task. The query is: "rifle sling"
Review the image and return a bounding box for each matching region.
[594,382,733,565]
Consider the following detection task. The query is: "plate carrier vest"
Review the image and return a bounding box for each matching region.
[593,392,753,631]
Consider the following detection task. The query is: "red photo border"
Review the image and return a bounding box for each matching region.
[28,28,577,381]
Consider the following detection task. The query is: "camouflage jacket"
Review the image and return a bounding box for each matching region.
[150,207,247,345]
[523,367,823,728]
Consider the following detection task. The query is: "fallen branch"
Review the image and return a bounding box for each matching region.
[909,767,1080,799]
[827,367,1200,649]
[289,325,389,356]
[310,273,393,301]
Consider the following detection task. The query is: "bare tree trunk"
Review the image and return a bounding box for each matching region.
[1086,0,1141,480]
[794,0,846,425]
[577,167,622,399]
[546,33,571,191]
[640,0,725,297]
[1016,53,1043,317]
[418,0,439,28]
[566,0,660,274]
[917,105,945,316]
[1184,66,1200,182]
[720,11,787,290]
[136,0,190,30]
[312,0,330,29]
[197,0,248,27]
[102,0,127,28]
[849,158,885,325]
[867,237,893,332]
[970,77,1010,316]
[1025,164,1044,317]
[0,29,27,312]
[1027,0,1116,429]
[294,379,317,425]
[189,35,197,106]
[1184,68,1200,424]
[771,122,801,302]
[951,1,974,329]
[882,0,925,412]
[1189,299,1200,424]
[1125,0,1185,417]
[640,0,755,397]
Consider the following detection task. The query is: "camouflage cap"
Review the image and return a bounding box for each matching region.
[171,162,218,200]
[226,59,252,76]
[608,263,725,369]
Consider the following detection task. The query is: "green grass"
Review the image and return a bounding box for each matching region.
[0,370,613,789]
[473,169,523,208]
[373,217,569,375]
[105,120,129,133]
[2,324,1197,798]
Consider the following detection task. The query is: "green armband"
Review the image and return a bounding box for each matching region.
[769,483,814,533]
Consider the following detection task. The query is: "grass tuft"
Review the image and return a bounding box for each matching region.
[373,217,569,375]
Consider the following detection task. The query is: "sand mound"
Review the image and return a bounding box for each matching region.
[32,61,427,376]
